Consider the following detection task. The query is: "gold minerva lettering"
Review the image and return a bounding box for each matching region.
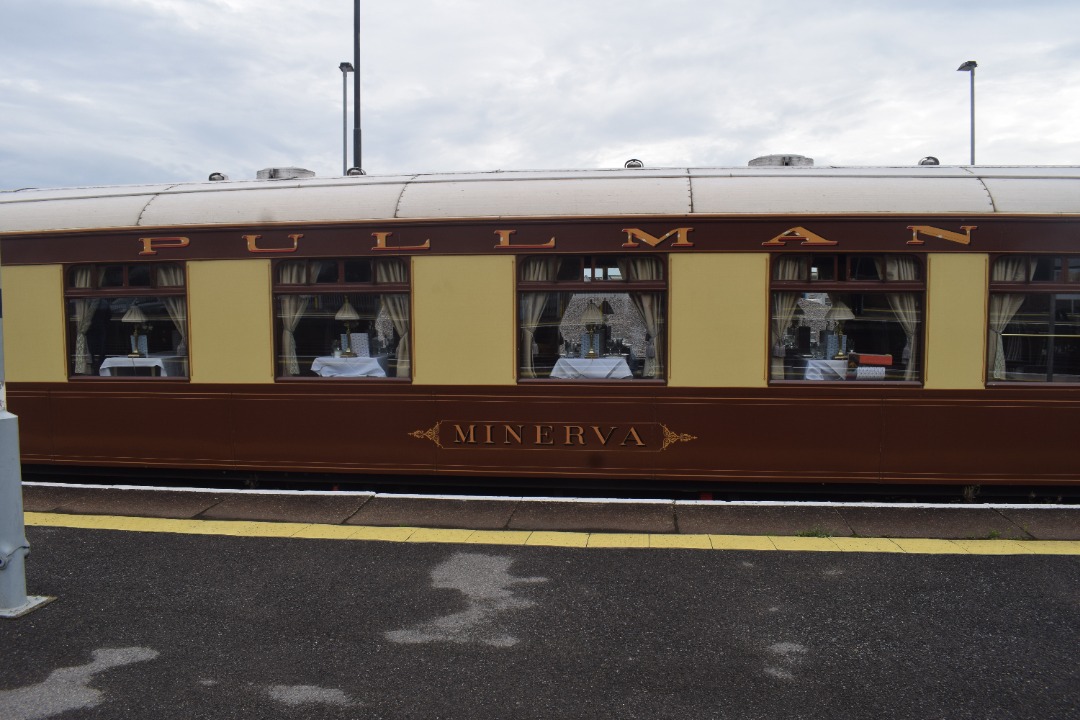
[453,425,476,444]
[621,427,646,447]
[591,426,616,446]
[535,425,554,445]
[564,426,585,446]
[503,425,524,444]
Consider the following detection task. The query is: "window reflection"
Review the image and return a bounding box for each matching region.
[771,254,923,382]
[519,255,665,380]
[273,258,410,379]
[65,263,188,378]
[989,255,1080,383]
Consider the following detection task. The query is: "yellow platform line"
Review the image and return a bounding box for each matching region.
[21,513,1080,555]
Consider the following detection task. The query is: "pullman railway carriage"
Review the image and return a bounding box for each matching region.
[1,164,1079,489]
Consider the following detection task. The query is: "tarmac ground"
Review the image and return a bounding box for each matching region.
[3,482,1079,719]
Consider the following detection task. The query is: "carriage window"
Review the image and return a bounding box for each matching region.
[988,255,1080,383]
[517,254,666,381]
[273,258,410,379]
[770,254,924,382]
[65,263,188,378]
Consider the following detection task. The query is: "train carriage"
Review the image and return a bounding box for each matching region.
[1,164,1078,488]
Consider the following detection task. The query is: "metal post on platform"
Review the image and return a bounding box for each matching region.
[0,409,53,618]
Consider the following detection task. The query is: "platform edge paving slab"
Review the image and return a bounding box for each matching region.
[345,497,519,530]
[27,488,228,519]
[836,506,1032,540]
[675,504,854,537]
[995,508,1080,540]
[21,485,91,512]
[507,501,676,533]
[196,494,372,524]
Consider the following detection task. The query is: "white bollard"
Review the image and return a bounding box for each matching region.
[0,409,53,618]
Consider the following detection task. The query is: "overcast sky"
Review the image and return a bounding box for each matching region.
[3,0,1079,190]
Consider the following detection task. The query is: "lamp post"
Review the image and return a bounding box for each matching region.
[352,0,362,173]
[957,60,977,165]
[339,62,354,175]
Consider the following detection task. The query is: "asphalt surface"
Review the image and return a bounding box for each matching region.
[3,524,1079,720]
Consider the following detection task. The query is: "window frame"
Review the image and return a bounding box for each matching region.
[271,257,412,381]
[63,261,189,380]
[987,253,1080,385]
[516,253,668,383]
[769,253,926,384]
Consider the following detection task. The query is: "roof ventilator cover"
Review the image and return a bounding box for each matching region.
[748,154,814,167]
[256,167,316,180]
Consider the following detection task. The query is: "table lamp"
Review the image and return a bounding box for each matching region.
[582,301,604,358]
[335,297,361,357]
[826,300,855,359]
[121,303,148,357]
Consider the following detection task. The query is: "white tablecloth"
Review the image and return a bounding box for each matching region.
[550,357,633,379]
[854,366,886,380]
[803,359,848,381]
[99,357,167,377]
[311,356,387,378]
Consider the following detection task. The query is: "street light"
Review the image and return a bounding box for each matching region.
[957,60,977,165]
[339,62,354,175]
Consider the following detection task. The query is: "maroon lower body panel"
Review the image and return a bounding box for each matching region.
[8,382,1078,486]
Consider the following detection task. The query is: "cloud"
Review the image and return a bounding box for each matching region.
[2,0,1079,189]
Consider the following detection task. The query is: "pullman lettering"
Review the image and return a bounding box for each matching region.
[129,223,976,260]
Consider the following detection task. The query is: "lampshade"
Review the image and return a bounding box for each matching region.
[121,304,147,323]
[334,297,360,322]
[581,301,604,326]
[826,300,855,321]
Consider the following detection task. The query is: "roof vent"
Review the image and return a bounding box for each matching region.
[624,159,644,169]
[748,154,813,167]
[918,156,940,166]
[256,167,316,180]
[208,172,229,181]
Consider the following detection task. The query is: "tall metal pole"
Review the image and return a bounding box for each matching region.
[339,62,353,175]
[969,66,976,165]
[352,0,362,172]
[957,61,977,165]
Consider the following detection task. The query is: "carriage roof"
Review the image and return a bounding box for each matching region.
[2,165,1080,235]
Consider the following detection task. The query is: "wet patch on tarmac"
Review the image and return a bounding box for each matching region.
[0,647,159,720]
[385,551,547,647]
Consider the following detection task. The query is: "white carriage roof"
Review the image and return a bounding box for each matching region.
[2,165,1080,234]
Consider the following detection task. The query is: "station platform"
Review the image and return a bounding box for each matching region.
[21,482,1080,543]
[6,484,1080,718]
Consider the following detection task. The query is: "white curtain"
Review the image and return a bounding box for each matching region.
[375,258,411,378]
[278,261,315,375]
[874,256,921,380]
[987,256,1035,380]
[155,265,188,366]
[518,257,561,378]
[72,267,99,375]
[770,257,804,379]
[618,257,664,378]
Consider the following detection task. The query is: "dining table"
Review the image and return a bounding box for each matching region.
[549,357,633,379]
